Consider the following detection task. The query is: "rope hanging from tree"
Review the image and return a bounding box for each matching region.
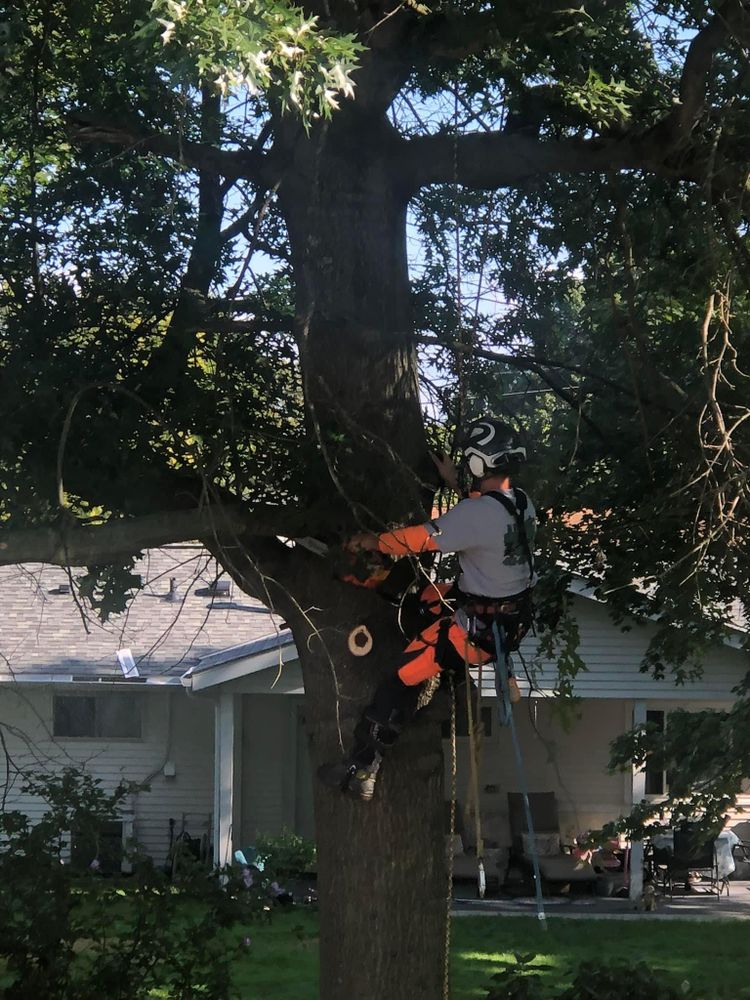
[446,79,548,935]
[491,621,548,929]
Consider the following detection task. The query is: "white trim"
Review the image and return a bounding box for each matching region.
[187,643,299,692]
[213,692,239,867]
[629,700,647,901]
[0,674,183,686]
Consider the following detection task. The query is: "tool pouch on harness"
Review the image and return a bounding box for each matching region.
[461,590,534,655]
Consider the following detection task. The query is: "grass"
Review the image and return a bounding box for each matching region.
[228,911,750,999]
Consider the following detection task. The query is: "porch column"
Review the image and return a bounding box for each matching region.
[213,691,243,867]
[629,699,647,901]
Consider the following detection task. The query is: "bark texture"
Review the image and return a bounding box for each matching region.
[277,108,428,528]
[269,104,447,1000]
[287,564,449,1000]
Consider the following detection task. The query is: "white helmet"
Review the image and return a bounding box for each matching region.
[462,418,526,479]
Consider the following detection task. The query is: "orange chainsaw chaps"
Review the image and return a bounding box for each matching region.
[339,568,391,590]
[397,620,491,686]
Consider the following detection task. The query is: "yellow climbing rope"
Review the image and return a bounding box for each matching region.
[464,645,486,898]
[443,673,457,1000]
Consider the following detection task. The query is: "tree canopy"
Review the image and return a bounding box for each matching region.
[2,1,749,624]
[3,0,750,993]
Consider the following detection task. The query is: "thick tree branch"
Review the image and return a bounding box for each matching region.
[398,131,664,193]
[68,111,269,184]
[410,10,502,60]
[399,2,744,193]
[136,90,228,395]
[652,0,748,144]
[0,506,266,567]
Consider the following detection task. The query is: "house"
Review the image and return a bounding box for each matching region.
[2,546,749,898]
[0,546,292,865]
[182,578,750,899]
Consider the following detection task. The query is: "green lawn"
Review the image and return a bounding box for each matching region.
[229,911,750,999]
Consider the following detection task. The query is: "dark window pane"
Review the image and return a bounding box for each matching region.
[647,710,665,731]
[645,767,665,795]
[95,694,141,738]
[54,696,95,737]
[442,704,493,739]
[645,710,665,794]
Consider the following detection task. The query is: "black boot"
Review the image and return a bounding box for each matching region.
[318,676,417,801]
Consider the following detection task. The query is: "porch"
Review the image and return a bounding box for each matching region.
[453,881,750,920]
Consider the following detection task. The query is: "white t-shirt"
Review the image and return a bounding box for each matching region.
[425,490,537,598]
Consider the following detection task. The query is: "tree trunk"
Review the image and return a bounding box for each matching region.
[289,564,449,1000]
[278,108,428,527]
[274,111,450,1000]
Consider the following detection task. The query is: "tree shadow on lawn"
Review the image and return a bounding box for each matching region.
[450,917,750,999]
[228,911,750,999]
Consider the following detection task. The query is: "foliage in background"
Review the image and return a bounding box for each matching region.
[254,827,317,877]
[0,767,266,999]
[3,0,750,858]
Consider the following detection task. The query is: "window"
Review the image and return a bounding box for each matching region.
[442,705,493,739]
[644,709,666,796]
[53,694,142,739]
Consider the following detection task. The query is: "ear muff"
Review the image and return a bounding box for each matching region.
[467,454,486,478]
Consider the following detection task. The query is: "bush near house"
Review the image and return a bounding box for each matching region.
[0,768,265,999]
[254,828,317,878]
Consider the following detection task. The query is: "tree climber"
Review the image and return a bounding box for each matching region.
[319,418,538,801]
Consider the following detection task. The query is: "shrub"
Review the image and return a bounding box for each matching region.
[0,767,266,999]
[559,961,685,1000]
[254,828,316,878]
[485,955,687,1000]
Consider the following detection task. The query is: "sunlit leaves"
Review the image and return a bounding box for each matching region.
[139,0,363,123]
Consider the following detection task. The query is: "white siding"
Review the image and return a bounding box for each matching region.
[482,595,750,701]
[447,696,750,848]
[445,699,631,848]
[0,685,214,863]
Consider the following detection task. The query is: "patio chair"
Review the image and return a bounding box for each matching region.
[445,800,508,896]
[506,792,596,893]
[647,843,674,895]
[665,825,727,898]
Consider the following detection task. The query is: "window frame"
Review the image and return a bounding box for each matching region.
[52,692,144,741]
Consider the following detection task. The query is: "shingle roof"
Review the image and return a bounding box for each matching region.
[188,630,295,674]
[0,545,285,680]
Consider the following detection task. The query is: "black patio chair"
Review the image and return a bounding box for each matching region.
[646,842,673,895]
[666,824,727,898]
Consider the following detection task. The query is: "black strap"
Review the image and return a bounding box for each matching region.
[485,488,534,582]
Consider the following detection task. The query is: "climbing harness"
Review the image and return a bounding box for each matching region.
[491,619,547,928]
